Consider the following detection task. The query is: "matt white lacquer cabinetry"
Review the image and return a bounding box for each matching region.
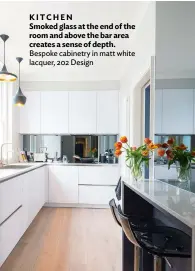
[97,91,119,134]
[20,91,41,134]
[79,186,115,205]
[79,166,120,185]
[155,89,194,134]
[49,166,78,203]
[69,91,97,134]
[41,91,69,134]
[154,166,177,179]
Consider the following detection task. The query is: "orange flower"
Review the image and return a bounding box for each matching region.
[114,142,122,149]
[115,149,122,157]
[178,143,187,150]
[132,146,137,151]
[162,143,169,148]
[120,136,128,143]
[157,148,165,157]
[141,150,149,156]
[148,143,158,150]
[192,151,195,156]
[167,138,174,145]
[144,138,152,145]
[156,143,162,148]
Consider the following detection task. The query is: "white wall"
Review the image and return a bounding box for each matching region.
[156,1,195,79]
[119,2,155,177]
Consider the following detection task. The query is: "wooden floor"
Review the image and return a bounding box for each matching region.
[0,207,122,271]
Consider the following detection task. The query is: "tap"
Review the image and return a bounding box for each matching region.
[39,146,47,153]
[0,143,13,166]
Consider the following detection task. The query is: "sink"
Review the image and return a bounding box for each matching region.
[0,165,32,170]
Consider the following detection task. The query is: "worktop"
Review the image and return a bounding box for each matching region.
[124,178,195,228]
[0,162,119,183]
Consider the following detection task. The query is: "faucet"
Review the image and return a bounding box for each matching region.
[0,143,13,166]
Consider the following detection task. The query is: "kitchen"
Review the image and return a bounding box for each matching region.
[1,1,195,271]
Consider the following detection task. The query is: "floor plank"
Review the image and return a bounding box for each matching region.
[0,207,122,271]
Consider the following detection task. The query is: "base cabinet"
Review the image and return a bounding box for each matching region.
[49,166,78,204]
[79,185,115,205]
[154,166,177,179]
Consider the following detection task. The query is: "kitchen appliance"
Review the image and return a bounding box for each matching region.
[73,155,95,163]
[34,153,46,162]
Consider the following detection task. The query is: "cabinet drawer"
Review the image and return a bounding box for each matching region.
[79,166,120,185]
[0,176,23,224]
[79,185,115,205]
[0,206,24,267]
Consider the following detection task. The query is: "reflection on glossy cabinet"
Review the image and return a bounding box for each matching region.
[69,91,97,134]
[20,91,41,134]
[41,91,69,134]
[162,89,194,134]
[97,91,119,134]
[49,166,78,203]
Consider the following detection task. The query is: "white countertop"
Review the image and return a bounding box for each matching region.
[124,178,195,228]
[0,162,119,183]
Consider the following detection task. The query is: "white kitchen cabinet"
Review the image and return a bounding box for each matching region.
[49,166,78,203]
[69,91,97,134]
[0,176,23,224]
[97,91,119,134]
[155,89,163,134]
[0,206,24,267]
[161,89,194,134]
[79,185,115,205]
[41,91,69,134]
[154,166,177,179]
[20,91,41,134]
[79,166,120,185]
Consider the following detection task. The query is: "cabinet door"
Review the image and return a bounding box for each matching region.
[154,166,177,179]
[155,89,163,134]
[20,91,41,134]
[41,91,69,134]
[0,176,23,224]
[0,206,24,267]
[69,91,97,134]
[79,185,115,205]
[97,91,119,134]
[49,166,78,203]
[79,166,120,185]
[162,89,194,134]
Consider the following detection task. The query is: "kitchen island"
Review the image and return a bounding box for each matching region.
[122,178,195,271]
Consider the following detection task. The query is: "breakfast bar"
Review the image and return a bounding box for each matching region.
[122,178,195,271]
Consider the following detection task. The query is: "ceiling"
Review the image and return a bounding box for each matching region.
[0,1,151,81]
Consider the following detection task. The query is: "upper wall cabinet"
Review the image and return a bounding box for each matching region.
[41,91,69,134]
[20,91,41,134]
[97,91,119,134]
[69,91,97,134]
[158,89,194,134]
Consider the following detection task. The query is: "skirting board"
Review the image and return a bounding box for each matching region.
[44,203,109,209]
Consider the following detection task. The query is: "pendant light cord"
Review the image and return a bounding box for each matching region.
[3,41,5,65]
[19,62,20,86]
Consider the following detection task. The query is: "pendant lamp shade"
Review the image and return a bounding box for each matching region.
[13,57,26,106]
[0,34,17,82]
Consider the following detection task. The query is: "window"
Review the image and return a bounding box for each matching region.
[0,82,14,162]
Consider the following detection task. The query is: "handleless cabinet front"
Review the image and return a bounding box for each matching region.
[49,166,78,204]
[69,91,97,134]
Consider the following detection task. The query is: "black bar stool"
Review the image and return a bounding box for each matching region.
[109,199,164,271]
[117,205,191,271]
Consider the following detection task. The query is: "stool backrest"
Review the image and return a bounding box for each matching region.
[115,176,121,200]
[109,199,121,227]
[117,205,139,247]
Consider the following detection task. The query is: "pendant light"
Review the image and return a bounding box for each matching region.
[0,34,17,82]
[13,57,26,106]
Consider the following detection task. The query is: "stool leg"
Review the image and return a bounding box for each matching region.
[154,256,162,271]
[134,246,140,271]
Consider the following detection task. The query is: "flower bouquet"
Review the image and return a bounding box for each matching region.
[114,136,158,180]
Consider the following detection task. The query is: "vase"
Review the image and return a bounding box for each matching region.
[129,160,143,181]
[176,162,191,182]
